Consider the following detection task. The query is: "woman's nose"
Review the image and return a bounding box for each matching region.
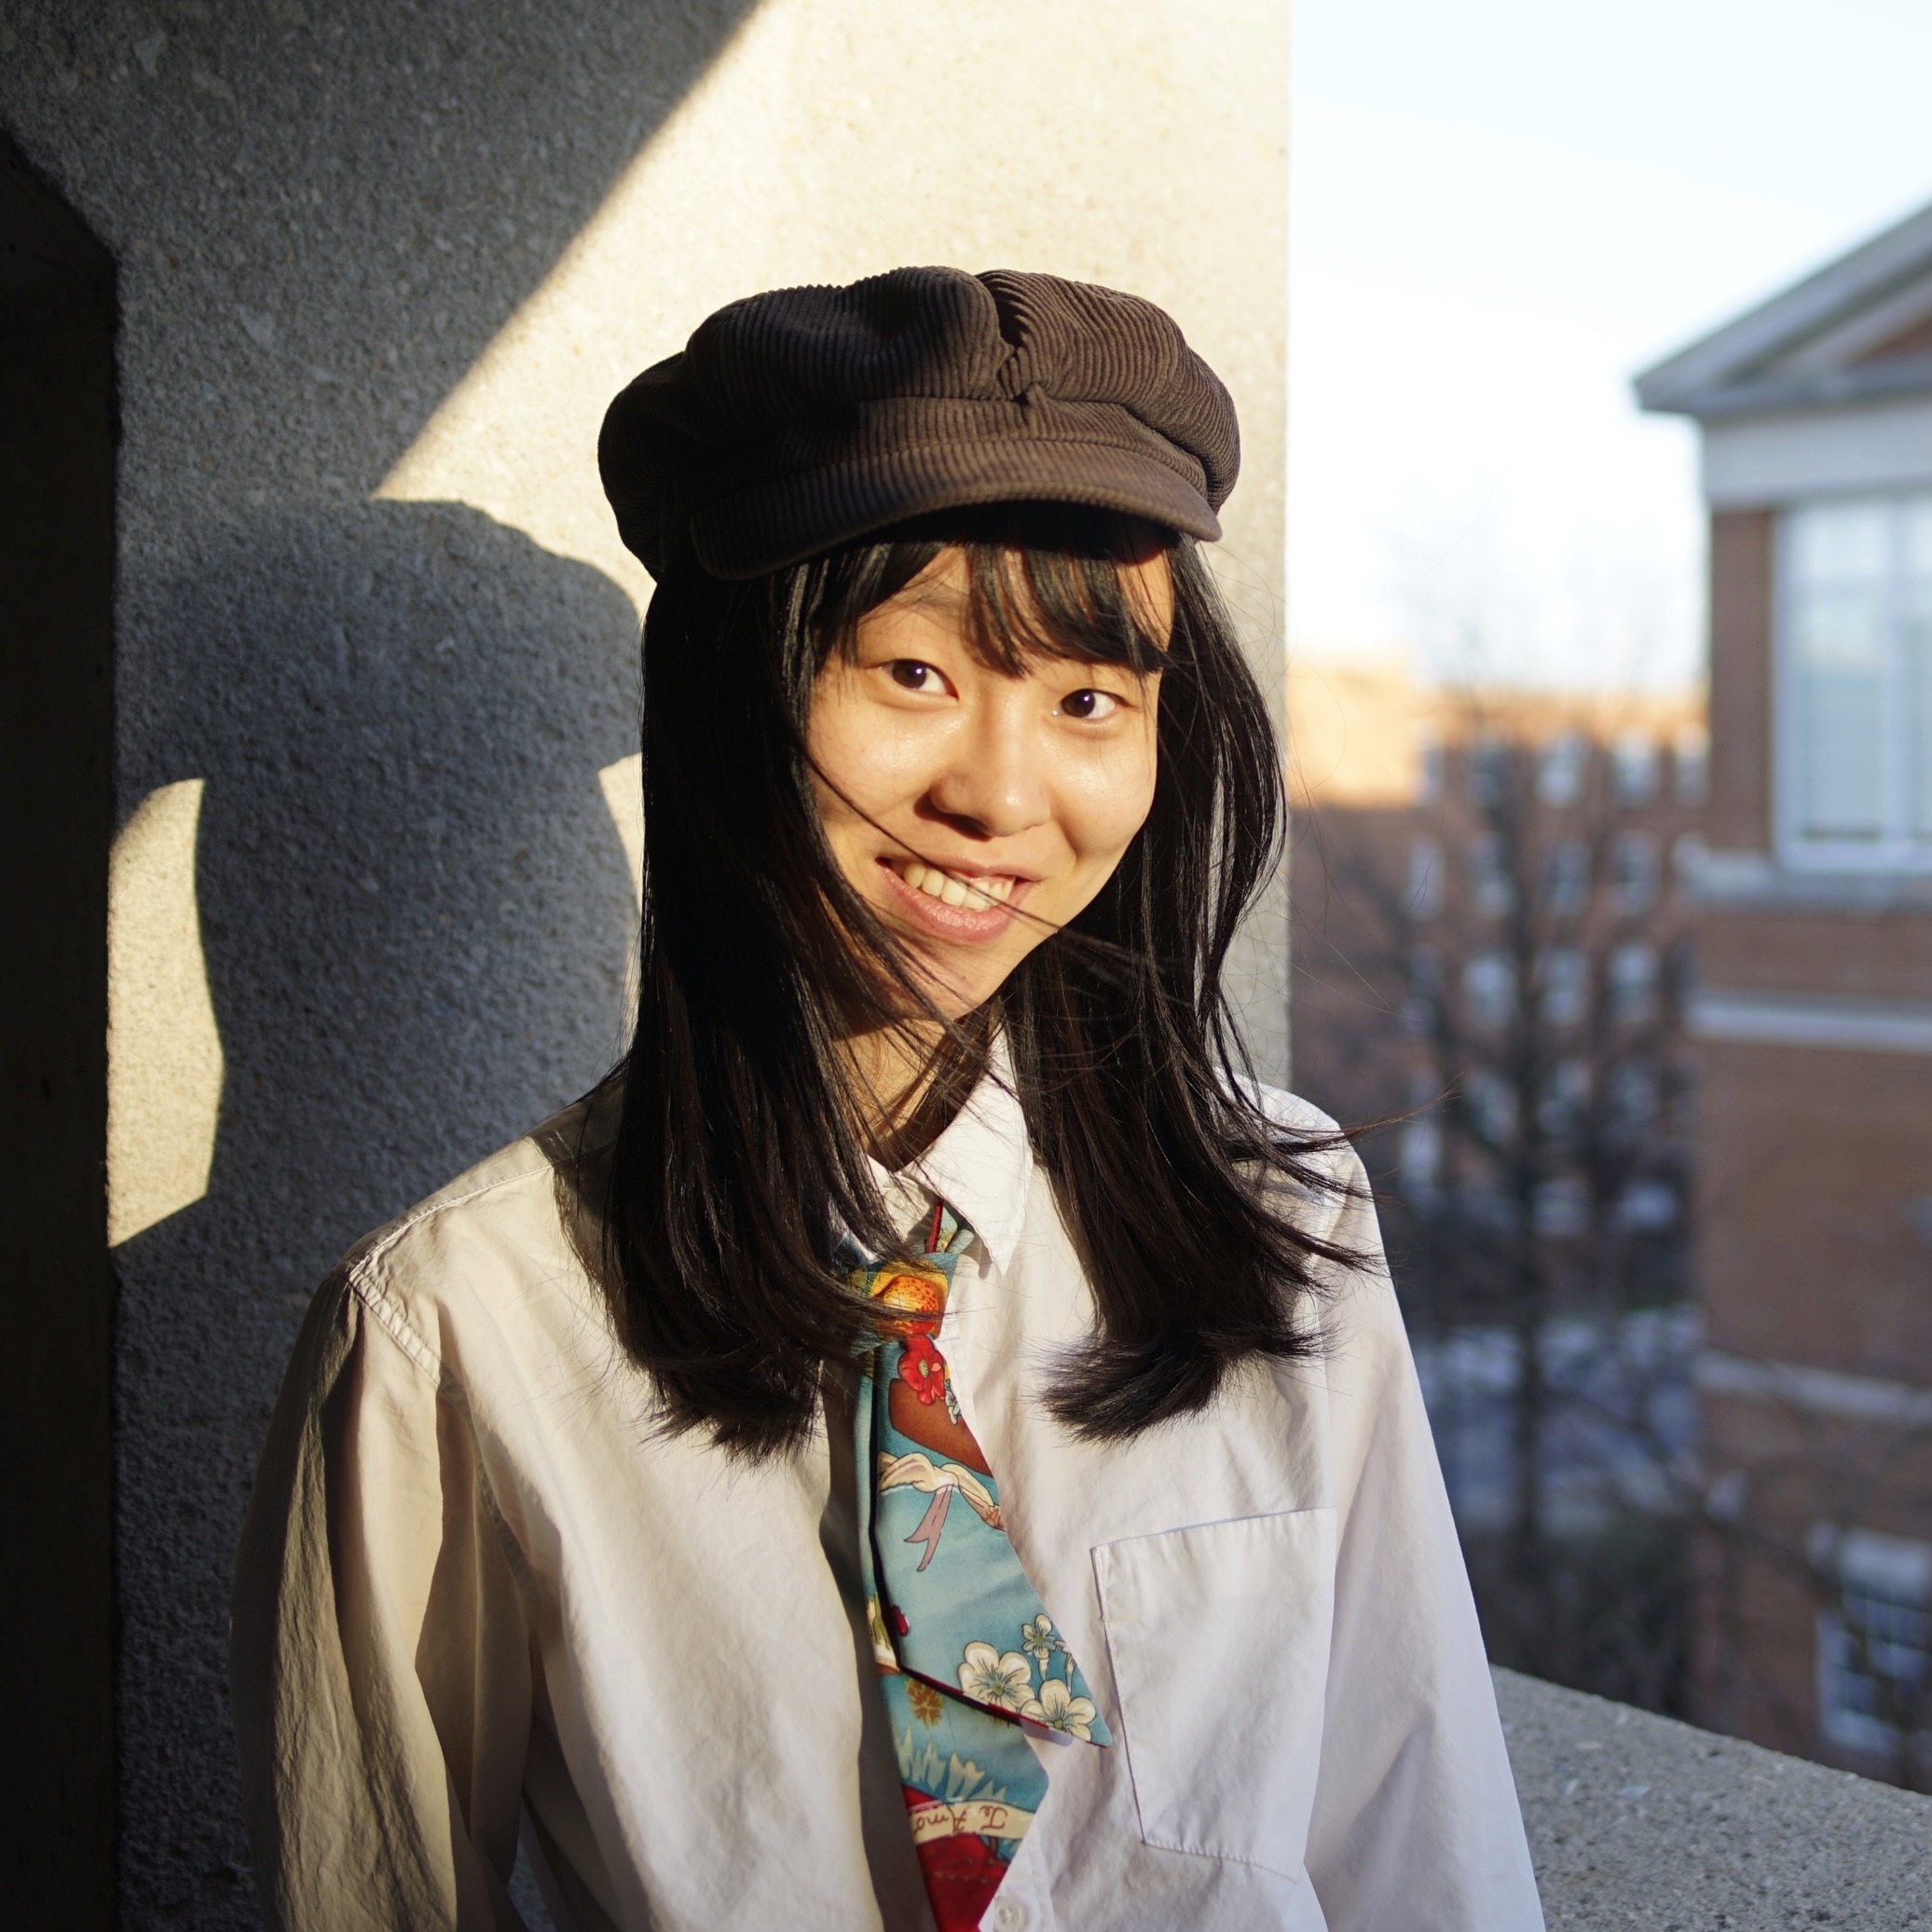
[925,696,1050,839]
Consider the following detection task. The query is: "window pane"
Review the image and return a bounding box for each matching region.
[1407,837,1443,918]
[1538,732,1587,806]
[1463,951,1514,1028]
[1673,727,1708,805]
[1543,839,1589,914]
[1788,499,1889,582]
[1904,535,1932,843]
[1609,942,1657,1022]
[1468,736,1508,806]
[1468,831,1513,916]
[1901,495,1932,578]
[1418,736,1444,803]
[1783,495,1932,863]
[1540,946,1587,1026]
[1611,732,1658,804]
[1462,1067,1516,1144]
[1612,831,1659,913]
[1400,1117,1442,1201]
[1789,581,1888,838]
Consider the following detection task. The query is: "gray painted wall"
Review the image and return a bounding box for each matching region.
[0,5,1288,1920]
[3,7,744,1919]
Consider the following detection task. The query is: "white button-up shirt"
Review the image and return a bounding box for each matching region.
[232,1062,1543,1931]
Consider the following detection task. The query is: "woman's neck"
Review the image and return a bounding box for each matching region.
[841,1016,988,1170]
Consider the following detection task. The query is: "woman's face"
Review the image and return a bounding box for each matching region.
[808,544,1170,1021]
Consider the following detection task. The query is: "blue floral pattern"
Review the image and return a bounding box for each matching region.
[847,1202,1108,1931]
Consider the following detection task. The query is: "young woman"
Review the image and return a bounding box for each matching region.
[233,268,1542,1932]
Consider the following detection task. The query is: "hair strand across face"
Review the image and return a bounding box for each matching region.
[569,505,1363,1457]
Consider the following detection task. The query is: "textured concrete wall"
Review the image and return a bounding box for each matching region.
[0,4,1288,1922]
[1496,1667,1932,1928]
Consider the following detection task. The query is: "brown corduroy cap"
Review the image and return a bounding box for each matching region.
[598,267,1240,581]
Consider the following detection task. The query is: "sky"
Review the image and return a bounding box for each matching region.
[1287,0,1932,690]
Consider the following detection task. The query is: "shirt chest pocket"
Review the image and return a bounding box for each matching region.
[1092,1508,1336,1881]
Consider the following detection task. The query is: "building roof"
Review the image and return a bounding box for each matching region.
[1635,202,1932,421]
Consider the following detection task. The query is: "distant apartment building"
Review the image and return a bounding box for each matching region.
[1290,656,1700,1167]
[1288,663,1709,1704]
[1637,203,1932,1781]
[1289,659,1706,1247]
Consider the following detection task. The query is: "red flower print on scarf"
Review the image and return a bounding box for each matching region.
[898,1333,948,1405]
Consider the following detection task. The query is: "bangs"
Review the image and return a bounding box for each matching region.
[605,500,1342,1460]
[808,503,1177,682]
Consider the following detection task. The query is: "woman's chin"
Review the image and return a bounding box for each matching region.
[899,951,1009,1022]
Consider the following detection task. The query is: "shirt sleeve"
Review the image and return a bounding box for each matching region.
[230,1263,537,1931]
[1300,1153,1546,1931]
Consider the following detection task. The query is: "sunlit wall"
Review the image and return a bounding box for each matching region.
[0,3,1288,1918]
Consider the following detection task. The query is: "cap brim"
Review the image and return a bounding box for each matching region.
[687,437,1220,581]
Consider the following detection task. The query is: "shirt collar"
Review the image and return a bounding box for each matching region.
[870,1035,1034,1274]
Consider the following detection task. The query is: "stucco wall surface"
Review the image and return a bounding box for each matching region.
[0,4,1289,1922]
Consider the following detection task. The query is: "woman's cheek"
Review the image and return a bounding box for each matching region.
[814,701,915,822]
[1074,740,1158,862]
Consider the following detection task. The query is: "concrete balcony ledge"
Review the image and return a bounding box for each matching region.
[1495,1668,1931,1928]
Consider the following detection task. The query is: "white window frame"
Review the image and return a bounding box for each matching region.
[1774,490,1932,875]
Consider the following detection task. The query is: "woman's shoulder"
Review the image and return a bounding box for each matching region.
[323,1087,619,1379]
[1234,1077,1361,1183]
[1225,1078,1380,1270]
[1240,1079,1341,1139]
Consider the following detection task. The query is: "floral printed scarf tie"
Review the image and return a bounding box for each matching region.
[846,1201,1110,1932]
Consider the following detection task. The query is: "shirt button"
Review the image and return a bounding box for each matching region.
[993,1900,1029,1931]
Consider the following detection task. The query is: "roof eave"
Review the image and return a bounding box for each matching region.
[1639,352,1932,422]
[1634,202,1932,420]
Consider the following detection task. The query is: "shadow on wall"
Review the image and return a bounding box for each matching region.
[111,500,638,1925]
[1,3,763,1922]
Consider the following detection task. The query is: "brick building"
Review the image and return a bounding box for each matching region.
[1288,662,1706,1660]
[1289,661,1706,1224]
[1637,203,1932,1782]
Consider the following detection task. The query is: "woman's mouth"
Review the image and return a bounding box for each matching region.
[876,857,1031,939]
[896,860,1017,906]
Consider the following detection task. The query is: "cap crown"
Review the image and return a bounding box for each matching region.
[599,267,1240,579]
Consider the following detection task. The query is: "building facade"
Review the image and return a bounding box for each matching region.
[1637,203,1932,1784]
[1289,664,1706,1711]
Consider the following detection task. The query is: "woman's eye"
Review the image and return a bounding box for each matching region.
[887,660,939,692]
[1060,688,1121,721]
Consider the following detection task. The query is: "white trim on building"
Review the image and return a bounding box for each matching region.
[1686,989,1932,1055]
[1696,1350,1932,1429]
[1702,403,1932,508]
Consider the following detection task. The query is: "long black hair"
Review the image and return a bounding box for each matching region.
[586,505,1357,1456]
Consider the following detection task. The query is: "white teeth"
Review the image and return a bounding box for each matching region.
[895,861,1017,907]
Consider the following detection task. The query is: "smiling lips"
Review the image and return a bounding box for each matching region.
[879,856,1031,939]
